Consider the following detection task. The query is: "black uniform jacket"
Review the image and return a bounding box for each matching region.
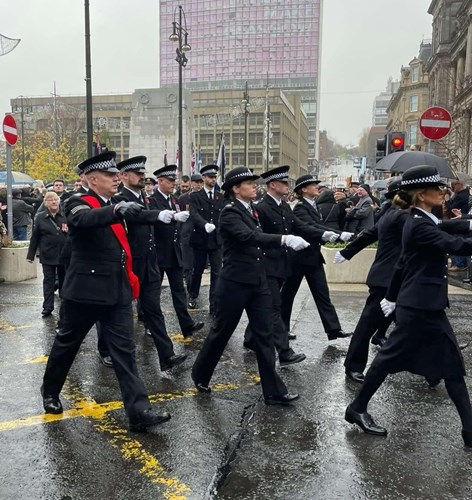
[114,187,163,283]
[342,207,472,289]
[61,190,134,306]
[189,188,225,250]
[255,195,325,279]
[386,207,472,310]
[148,190,183,268]
[27,210,68,265]
[177,191,194,243]
[291,198,341,268]
[219,200,283,286]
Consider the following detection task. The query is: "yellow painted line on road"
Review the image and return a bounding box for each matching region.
[169,333,194,345]
[25,355,49,364]
[0,319,35,332]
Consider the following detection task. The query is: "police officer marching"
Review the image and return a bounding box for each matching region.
[148,165,205,338]
[187,164,225,315]
[114,156,188,372]
[41,151,171,432]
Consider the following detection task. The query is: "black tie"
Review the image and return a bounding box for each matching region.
[208,192,213,200]
[167,197,172,209]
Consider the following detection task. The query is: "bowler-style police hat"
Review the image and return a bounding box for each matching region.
[221,167,259,191]
[400,166,447,189]
[294,174,321,193]
[77,151,119,175]
[200,164,219,177]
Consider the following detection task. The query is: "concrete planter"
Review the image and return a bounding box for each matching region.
[0,246,37,282]
[321,246,376,284]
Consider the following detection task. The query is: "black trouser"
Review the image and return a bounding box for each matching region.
[189,247,222,313]
[344,286,393,373]
[43,300,151,418]
[180,236,193,291]
[42,264,65,313]
[245,276,292,359]
[280,264,341,335]
[139,273,175,365]
[160,265,194,334]
[192,277,288,398]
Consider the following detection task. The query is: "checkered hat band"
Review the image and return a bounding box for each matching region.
[82,159,117,174]
[401,174,441,186]
[157,170,177,177]
[230,171,254,180]
[265,172,289,182]
[203,169,218,175]
[121,162,145,172]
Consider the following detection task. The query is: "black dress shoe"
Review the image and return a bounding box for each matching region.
[345,405,387,436]
[371,336,387,347]
[98,354,113,368]
[462,429,472,447]
[41,310,53,317]
[183,321,204,338]
[288,333,297,340]
[40,385,63,414]
[279,352,306,367]
[243,340,256,352]
[327,330,353,341]
[345,370,365,383]
[191,372,211,393]
[129,409,171,432]
[264,393,300,406]
[160,354,188,371]
[187,299,197,309]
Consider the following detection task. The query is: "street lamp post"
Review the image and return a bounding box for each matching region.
[242,81,250,167]
[170,5,191,174]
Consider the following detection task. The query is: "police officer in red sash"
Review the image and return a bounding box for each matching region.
[41,152,171,432]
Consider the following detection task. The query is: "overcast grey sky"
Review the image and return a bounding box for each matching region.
[1,0,432,147]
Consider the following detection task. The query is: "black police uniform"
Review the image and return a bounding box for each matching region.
[280,197,343,336]
[188,187,224,313]
[244,193,325,360]
[114,186,177,367]
[42,188,152,420]
[177,190,195,289]
[192,198,288,398]
[148,190,198,335]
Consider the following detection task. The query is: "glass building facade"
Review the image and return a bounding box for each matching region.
[159,0,322,160]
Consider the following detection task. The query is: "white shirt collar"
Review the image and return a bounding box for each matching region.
[204,187,214,196]
[236,198,251,210]
[158,188,171,200]
[415,207,439,225]
[124,186,141,199]
[267,192,282,206]
[303,196,315,207]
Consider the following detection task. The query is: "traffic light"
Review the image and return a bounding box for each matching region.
[386,132,405,154]
[376,136,386,163]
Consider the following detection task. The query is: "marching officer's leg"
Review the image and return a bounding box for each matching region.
[41,264,56,314]
[280,267,304,331]
[160,266,195,334]
[188,248,207,307]
[43,300,98,397]
[208,248,222,314]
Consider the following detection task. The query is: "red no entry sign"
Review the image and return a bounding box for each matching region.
[2,114,18,146]
[419,106,452,141]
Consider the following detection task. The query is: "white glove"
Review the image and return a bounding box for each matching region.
[205,223,216,233]
[380,298,396,317]
[158,210,174,224]
[339,231,354,242]
[322,231,339,243]
[174,210,190,222]
[333,251,346,264]
[284,235,310,251]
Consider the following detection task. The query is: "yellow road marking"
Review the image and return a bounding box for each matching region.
[25,355,49,364]
[169,333,194,344]
[0,319,35,332]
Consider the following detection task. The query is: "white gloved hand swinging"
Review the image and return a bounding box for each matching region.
[174,210,190,222]
[333,251,346,264]
[205,223,216,233]
[380,298,396,317]
[158,210,174,224]
[322,231,339,243]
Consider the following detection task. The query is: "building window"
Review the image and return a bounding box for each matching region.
[411,66,419,83]
[408,123,418,145]
[410,95,418,112]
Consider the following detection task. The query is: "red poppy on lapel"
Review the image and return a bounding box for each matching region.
[253,209,259,218]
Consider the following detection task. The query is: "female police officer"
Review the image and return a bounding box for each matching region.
[345,165,472,448]
[191,167,309,404]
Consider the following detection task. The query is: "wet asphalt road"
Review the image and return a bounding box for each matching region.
[2,272,472,499]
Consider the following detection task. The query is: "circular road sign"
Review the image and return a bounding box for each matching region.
[2,114,18,146]
[419,106,452,141]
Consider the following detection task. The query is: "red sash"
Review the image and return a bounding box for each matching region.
[82,196,140,300]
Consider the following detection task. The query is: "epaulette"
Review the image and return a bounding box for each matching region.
[222,201,235,211]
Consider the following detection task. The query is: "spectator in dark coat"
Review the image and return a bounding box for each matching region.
[316,189,341,231]
[12,189,34,240]
[343,184,374,233]
[27,192,68,316]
